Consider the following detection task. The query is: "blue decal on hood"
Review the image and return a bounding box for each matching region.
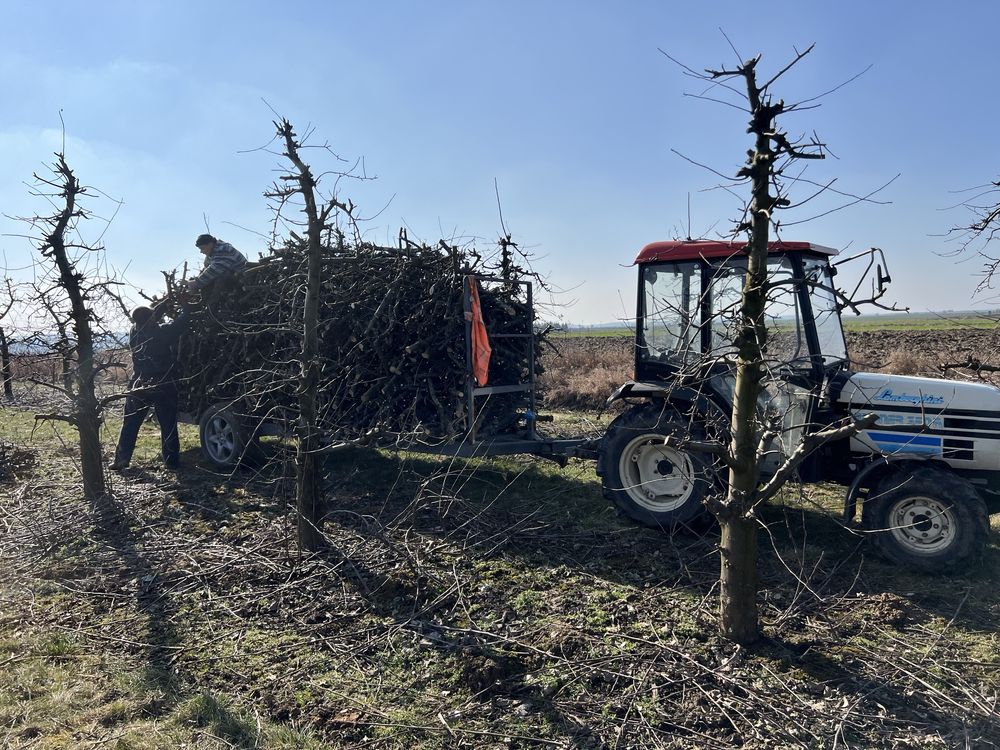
[865,430,942,456]
[872,388,945,406]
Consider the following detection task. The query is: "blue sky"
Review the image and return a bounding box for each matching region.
[2,1,999,323]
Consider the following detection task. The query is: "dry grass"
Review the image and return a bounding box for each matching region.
[540,340,632,410]
[9,349,131,386]
[1,405,998,749]
[878,349,938,377]
[3,330,1000,748]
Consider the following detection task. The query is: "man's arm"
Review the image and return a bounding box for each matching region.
[159,306,190,342]
[151,297,171,320]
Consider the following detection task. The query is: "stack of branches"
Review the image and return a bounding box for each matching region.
[172,235,543,444]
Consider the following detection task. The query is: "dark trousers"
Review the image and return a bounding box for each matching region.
[115,378,180,467]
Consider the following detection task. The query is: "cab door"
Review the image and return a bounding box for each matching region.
[635,261,704,380]
[705,256,817,475]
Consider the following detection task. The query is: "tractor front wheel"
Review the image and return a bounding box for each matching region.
[862,466,988,572]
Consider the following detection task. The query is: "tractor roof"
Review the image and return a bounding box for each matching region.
[634,240,839,264]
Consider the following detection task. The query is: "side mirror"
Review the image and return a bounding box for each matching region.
[877,264,890,290]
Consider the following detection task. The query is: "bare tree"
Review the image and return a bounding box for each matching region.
[13,152,127,501]
[660,46,881,644]
[267,119,358,552]
[32,284,76,391]
[948,178,1000,293]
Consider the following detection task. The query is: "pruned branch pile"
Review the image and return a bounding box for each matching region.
[174,238,542,443]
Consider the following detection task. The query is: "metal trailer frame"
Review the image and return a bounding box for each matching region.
[416,274,594,461]
[463,274,536,444]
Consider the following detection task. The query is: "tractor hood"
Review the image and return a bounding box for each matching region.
[836,372,1000,466]
[837,372,1000,414]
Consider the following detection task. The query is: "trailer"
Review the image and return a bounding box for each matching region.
[184,274,598,469]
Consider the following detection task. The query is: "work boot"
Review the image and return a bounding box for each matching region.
[110,461,129,472]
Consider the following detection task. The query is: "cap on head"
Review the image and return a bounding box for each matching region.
[195,233,216,248]
[131,306,155,325]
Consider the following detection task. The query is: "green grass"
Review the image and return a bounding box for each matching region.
[551,326,633,338]
[842,312,1000,331]
[0,627,325,749]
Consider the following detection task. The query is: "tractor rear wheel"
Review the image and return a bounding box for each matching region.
[598,405,715,530]
[862,466,988,572]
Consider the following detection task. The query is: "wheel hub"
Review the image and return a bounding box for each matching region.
[889,496,955,554]
[206,416,236,461]
[656,459,674,475]
[618,435,696,513]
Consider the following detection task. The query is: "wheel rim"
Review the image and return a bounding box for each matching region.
[205,415,237,463]
[618,433,698,513]
[887,495,956,555]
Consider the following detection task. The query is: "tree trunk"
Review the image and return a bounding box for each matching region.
[77,394,104,500]
[719,62,774,645]
[0,327,13,400]
[295,240,324,550]
[45,156,106,501]
[719,514,759,643]
[280,121,325,552]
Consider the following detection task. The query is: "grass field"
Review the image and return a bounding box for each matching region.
[841,313,1000,332]
[551,326,633,338]
[1,406,999,748]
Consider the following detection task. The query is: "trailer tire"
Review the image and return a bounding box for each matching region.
[598,405,714,530]
[862,466,988,572]
[199,405,262,470]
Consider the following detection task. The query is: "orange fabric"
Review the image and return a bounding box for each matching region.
[467,277,492,386]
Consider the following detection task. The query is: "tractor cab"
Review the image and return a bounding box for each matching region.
[631,240,846,387]
[609,240,850,478]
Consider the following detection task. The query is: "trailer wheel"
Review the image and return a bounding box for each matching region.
[199,405,261,470]
[862,466,988,572]
[598,405,714,529]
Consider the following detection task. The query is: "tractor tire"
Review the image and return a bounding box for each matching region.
[598,405,715,530]
[198,404,262,470]
[862,466,989,573]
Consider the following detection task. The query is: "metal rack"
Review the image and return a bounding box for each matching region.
[462,275,537,444]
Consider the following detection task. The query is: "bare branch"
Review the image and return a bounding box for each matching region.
[755,414,878,506]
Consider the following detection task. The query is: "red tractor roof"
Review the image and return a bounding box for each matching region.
[635,240,839,264]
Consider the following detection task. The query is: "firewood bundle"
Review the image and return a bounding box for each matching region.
[174,239,542,443]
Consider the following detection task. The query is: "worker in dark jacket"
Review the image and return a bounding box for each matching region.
[181,234,247,291]
[111,302,190,471]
